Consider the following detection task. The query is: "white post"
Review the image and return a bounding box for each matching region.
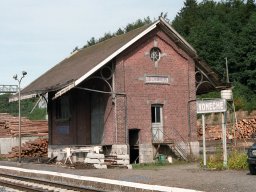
[202,114,206,167]
[18,81,21,163]
[222,112,228,167]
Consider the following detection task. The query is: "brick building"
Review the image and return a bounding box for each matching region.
[17,18,227,164]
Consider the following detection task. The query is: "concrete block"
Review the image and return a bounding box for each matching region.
[86,153,104,159]
[116,154,129,160]
[84,158,104,164]
[127,165,133,169]
[93,164,107,169]
[190,141,200,158]
[116,159,129,165]
[139,143,153,163]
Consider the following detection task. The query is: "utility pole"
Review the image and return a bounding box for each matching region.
[225,57,230,83]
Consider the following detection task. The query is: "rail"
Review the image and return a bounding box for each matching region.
[0,173,102,192]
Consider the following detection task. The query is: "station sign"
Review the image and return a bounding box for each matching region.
[196,99,227,114]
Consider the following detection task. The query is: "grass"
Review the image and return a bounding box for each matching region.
[132,159,188,170]
[0,155,7,161]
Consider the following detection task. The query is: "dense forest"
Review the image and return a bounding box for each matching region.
[172,0,256,111]
[1,0,255,119]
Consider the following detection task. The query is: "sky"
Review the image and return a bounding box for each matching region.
[0,0,187,87]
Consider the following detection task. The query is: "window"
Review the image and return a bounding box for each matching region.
[151,105,163,143]
[150,47,161,62]
[151,105,162,123]
[56,95,70,120]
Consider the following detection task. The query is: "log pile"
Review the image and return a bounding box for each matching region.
[6,138,48,159]
[197,124,223,140]
[197,116,256,140]
[233,117,256,139]
[0,113,48,137]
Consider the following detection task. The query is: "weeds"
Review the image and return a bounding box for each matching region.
[132,159,188,170]
[201,148,248,170]
[228,150,248,170]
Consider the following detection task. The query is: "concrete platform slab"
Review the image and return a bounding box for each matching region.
[0,162,202,192]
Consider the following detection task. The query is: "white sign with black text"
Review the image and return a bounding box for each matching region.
[196,99,227,114]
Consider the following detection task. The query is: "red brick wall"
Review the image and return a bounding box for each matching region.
[113,29,196,144]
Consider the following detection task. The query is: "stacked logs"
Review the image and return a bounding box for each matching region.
[197,116,256,140]
[6,138,48,159]
[234,117,256,139]
[197,124,222,140]
[0,113,48,137]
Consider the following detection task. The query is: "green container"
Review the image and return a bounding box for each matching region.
[158,154,166,163]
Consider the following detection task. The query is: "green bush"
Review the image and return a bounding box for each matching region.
[200,148,248,170]
[0,93,47,120]
[232,82,256,112]
[28,108,47,120]
[228,150,248,170]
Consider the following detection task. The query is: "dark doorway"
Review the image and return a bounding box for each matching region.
[129,129,140,164]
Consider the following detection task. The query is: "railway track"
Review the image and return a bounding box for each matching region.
[0,173,103,192]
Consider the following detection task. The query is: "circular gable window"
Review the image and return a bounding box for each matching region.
[150,47,161,62]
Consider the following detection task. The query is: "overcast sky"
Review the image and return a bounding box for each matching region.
[0,0,187,87]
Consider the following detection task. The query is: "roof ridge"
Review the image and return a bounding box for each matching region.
[78,22,154,51]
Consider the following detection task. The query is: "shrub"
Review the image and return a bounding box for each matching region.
[228,150,248,170]
[200,148,248,170]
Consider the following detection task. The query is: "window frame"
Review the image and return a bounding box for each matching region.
[150,47,161,62]
[55,94,71,121]
[151,104,163,124]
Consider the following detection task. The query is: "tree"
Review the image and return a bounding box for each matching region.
[233,13,256,92]
[0,94,46,120]
[172,0,199,36]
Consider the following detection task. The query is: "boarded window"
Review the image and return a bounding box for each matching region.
[56,95,70,120]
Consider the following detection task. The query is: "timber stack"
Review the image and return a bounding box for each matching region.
[197,116,256,140]
[6,138,48,158]
[234,117,256,139]
[0,113,48,137]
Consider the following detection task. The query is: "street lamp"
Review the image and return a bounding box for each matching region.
[13,71,27,163]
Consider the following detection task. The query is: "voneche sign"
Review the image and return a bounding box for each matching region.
[197,99,227,114]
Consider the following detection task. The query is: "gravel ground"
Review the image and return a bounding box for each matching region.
[0,161,254,192]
